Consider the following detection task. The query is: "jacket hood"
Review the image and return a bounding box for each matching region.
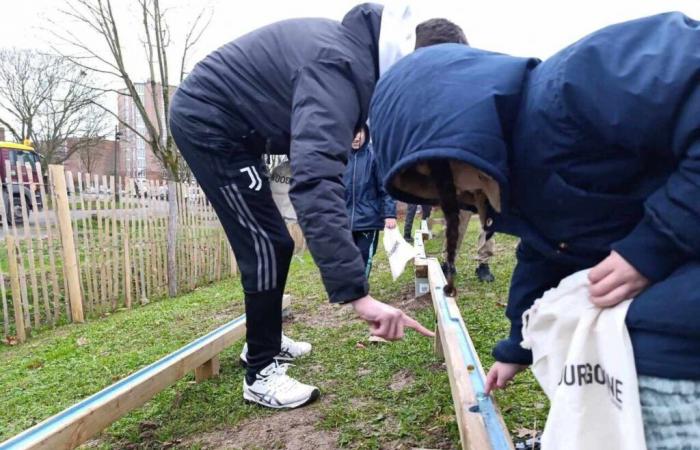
[342,3,415,79]
[369,43,539,211]
[342,3,383,77]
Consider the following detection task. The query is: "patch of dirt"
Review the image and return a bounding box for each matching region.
[389,369,415,392]
[397,292,433,314]
[180,405,339,450]
[291,301,358,328]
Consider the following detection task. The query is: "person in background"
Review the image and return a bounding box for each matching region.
[344,125,397,276]
[442,211,496,282]
[407,18,498,283]
[402,203,431,243]
[370,13,700,448]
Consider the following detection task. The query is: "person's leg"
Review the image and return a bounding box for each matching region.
[442,209,470,275]
[475,229,496,282]
[404,204,418,241]
[170,121,291,379]
[421,205,432,220]
[353,230,379,277]
[366,230,380,277]
[639,375,700,450]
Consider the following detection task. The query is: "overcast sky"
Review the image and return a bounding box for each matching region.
[3,0,700,85]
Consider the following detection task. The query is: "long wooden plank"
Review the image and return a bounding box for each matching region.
[427,258,514,450]
[1,295,291,450]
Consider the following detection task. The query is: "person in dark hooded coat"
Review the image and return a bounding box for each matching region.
[169,4,468,409]
[344,125,397,276]
[370,12,700,446]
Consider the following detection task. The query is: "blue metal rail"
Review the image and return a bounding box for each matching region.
[0,314,247,450]
[428,258,513,450]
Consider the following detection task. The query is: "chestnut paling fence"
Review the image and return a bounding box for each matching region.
[0,162,305,344]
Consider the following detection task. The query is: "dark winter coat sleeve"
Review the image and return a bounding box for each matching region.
[555,13,700,282]
[289,59,369,303]
[493,242,579,364]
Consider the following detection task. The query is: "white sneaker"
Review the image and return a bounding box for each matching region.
[240,334,312,366]
[243,361,320,409]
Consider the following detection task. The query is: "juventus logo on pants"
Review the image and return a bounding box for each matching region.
[240,166,262,191]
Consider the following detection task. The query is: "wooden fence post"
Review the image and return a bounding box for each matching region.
[6,235,26,343]
[167,180,178,297]
[49,164,84,323]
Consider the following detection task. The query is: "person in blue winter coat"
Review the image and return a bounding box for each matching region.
[344,126,397,276]
[369,13,700,448]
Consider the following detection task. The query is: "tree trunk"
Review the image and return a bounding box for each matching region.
[167,180,178,296]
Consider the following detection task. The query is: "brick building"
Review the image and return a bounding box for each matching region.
[61,137,118,176]
[117,82,175,180]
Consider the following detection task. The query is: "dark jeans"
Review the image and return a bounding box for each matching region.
[170,118,294,383]
[403,204,432,240]
[352,230,380,277]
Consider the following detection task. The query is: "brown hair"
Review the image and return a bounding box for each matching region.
[428,161,460,296]
[415,18,468,49]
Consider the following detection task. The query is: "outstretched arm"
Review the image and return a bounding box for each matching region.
[289,60,433,339]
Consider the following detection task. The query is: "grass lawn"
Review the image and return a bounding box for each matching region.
[0,221,547,449]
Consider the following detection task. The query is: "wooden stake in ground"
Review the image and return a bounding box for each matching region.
[110,176,119,309]
[6,235,26,343]
[122,177,133,309]
[0,174,11,335]
[36,163,61,324]
[6,160,30,328]
[25,163,51,323]
[76,172,96,314]
[49,165,84,323]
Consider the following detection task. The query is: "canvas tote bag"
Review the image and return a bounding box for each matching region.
[269,160,297,222]
[520,270,646,450]
[382,227,416,280]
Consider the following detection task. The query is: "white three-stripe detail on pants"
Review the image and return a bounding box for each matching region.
[220,183,276,291]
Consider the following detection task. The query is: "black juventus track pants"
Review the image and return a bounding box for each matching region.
[170,120,294,382]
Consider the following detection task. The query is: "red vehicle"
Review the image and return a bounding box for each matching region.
[0,141,44,225]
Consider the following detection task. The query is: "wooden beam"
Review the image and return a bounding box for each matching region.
[413,231,429,297]
[0,296,291,450]
[427,259,514,450]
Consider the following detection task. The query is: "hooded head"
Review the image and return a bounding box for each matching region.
[370,44,538,221]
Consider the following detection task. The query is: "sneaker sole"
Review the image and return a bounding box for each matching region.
[243,388,320,409]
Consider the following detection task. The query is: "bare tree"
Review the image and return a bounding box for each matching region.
[0,49,109,164]
[51,0,210,182]
[51,0,210,297]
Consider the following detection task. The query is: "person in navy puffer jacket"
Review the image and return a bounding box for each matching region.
[344,125,397,276]
[370,13,700,448]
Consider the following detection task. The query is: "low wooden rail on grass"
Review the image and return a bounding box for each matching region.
[0,295,291,450]
[414,231,513,450]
